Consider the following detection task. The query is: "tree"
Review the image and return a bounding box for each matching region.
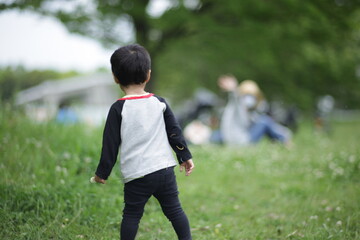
[154,0,360,109]
[1,0,359,110]
[0,0,190,91]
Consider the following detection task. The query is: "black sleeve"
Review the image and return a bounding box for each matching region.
[157,96,192,164]
[95,103,122,180]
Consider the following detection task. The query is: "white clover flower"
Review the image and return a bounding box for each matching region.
[333,167,344,176]
[348,155,355,163]
[63,152,71,159]
[336,207,341,211]
[329,162,337,170]
[314,169,324,178]
[325,206,333,212]
[309,215,318,220]
[336,221,342,226]
[84,156,92,163]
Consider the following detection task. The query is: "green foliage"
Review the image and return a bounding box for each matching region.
[0,66,78,103]
[1,0,360,110]
[1,107,359,239]
[154,0,360,110]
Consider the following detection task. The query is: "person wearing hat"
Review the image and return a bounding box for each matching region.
[218,75,291,146]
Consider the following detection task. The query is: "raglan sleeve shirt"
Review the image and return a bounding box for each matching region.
[95,95,192,180]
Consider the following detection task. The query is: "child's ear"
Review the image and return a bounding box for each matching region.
[145,70,151,82]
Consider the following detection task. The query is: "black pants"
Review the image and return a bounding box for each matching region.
[121,167,192,240]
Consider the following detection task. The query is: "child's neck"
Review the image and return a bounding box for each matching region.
[121,83,148,96]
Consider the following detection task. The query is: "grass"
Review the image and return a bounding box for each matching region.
[1,107,359,239]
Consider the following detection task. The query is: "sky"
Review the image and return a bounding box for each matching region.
[0,0,173,72]
[0,10,114,72]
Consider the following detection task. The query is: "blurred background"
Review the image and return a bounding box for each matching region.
[1,1,360,239]
[0,0,359,126]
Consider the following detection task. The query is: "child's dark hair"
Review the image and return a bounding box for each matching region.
[110,44,151,86]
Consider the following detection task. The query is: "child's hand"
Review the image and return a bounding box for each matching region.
[93,175,106,184]
[180,159,194,176]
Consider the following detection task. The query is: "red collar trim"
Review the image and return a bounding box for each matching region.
[119,93,154,101]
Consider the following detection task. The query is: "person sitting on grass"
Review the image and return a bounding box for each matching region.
[92,44,194,240]
[218,75,292,146]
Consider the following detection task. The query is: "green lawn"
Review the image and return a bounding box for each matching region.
[1,109,359,239]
